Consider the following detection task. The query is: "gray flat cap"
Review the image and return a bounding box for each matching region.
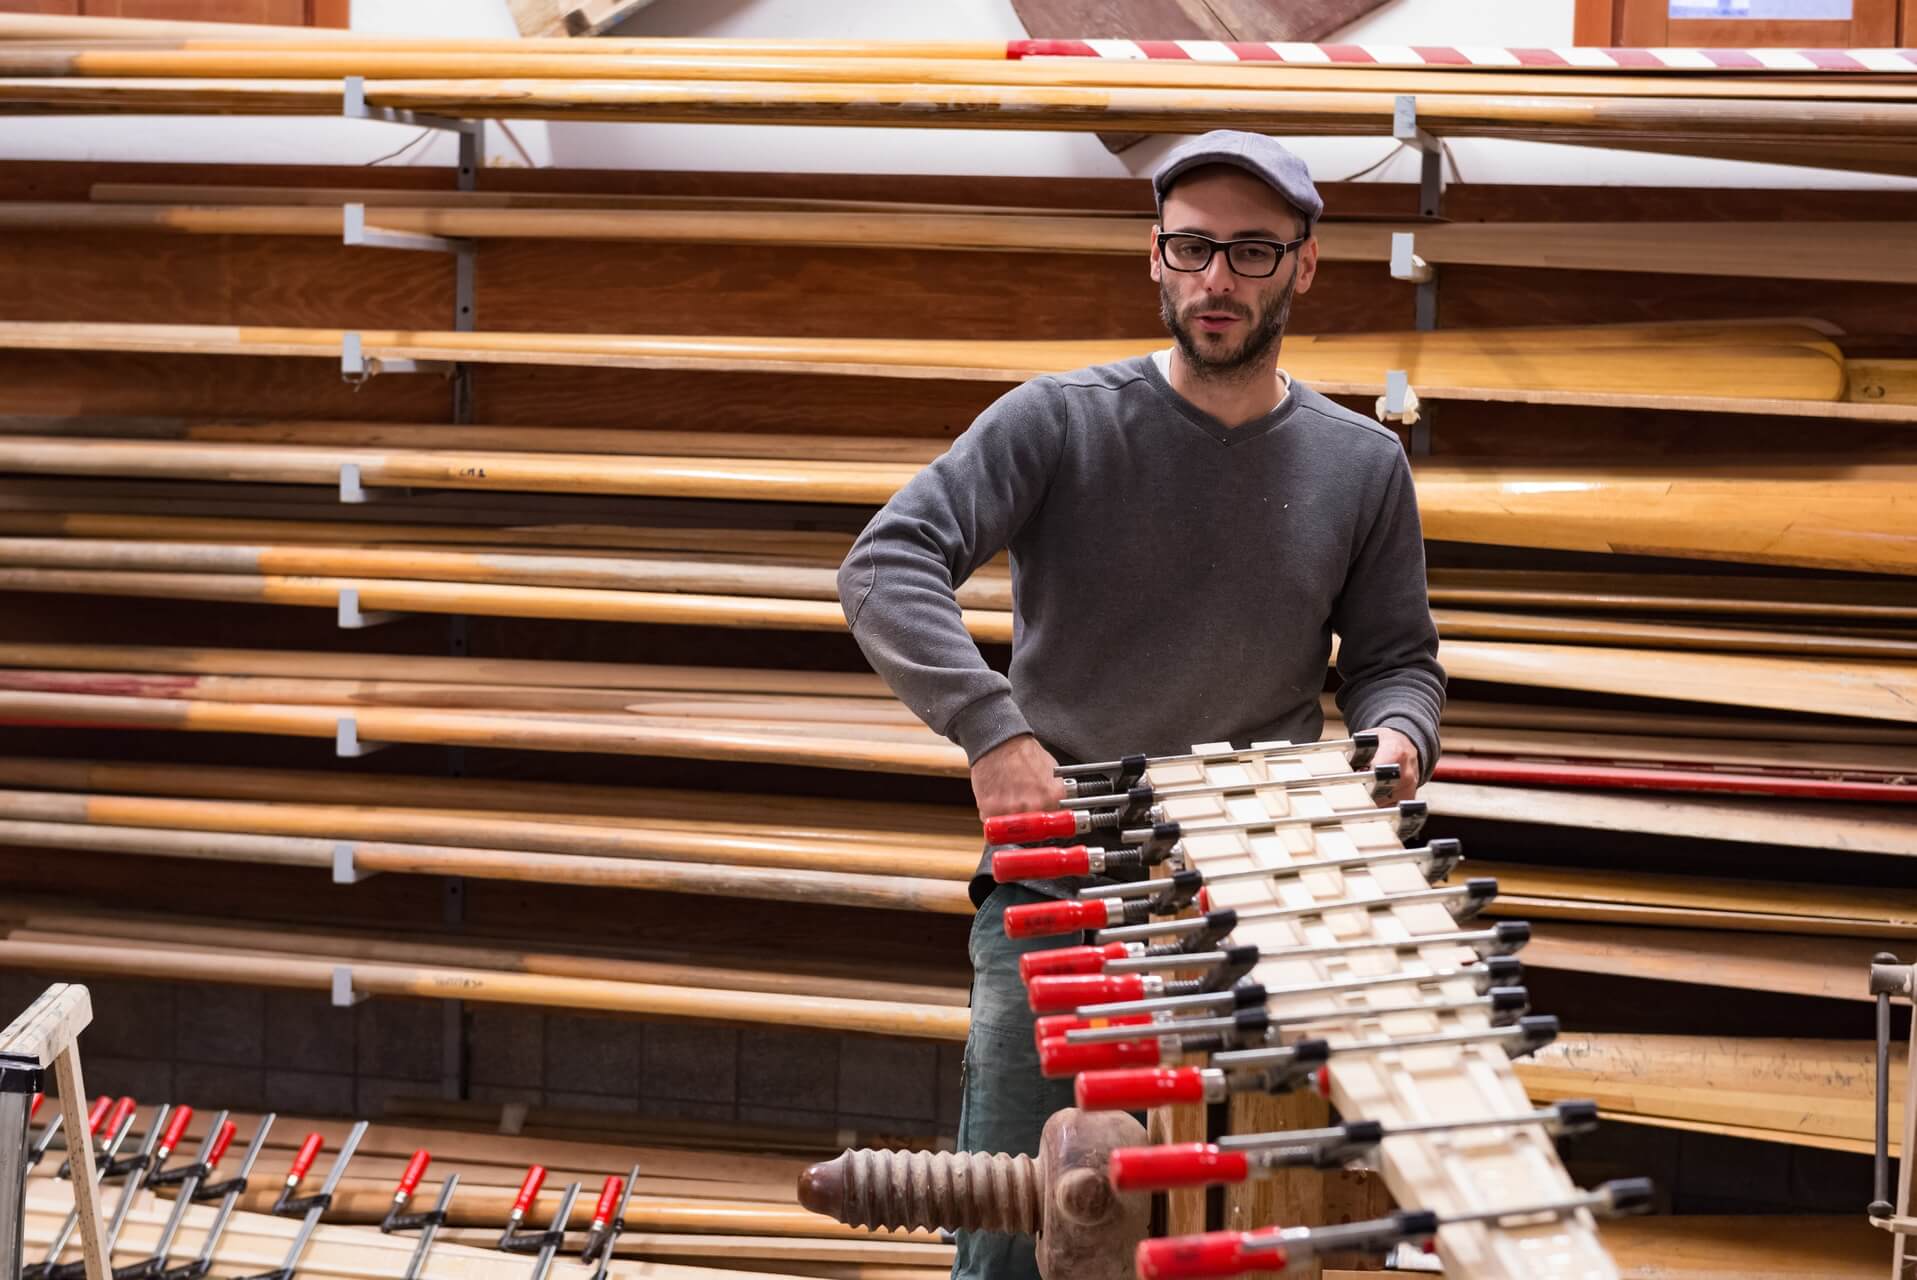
[1152,130,1322,229]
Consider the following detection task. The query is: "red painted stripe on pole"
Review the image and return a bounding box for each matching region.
[1231,42,1285,61]
[1603,47,1664,67]
[1006,39,1097,59]
[1133,40,1194,59]
[1704,48,1766,68]
[1319,44,1377,63]
[1801,48,1868,69]
[1510,47,1572,66]
[1412,46,1474,65]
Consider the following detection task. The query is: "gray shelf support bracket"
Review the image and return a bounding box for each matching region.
[332,842,380,885]
[336,715,392,759]
[338,587,403,630]
[331,966,368,1009]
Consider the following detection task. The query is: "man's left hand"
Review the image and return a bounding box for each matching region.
[1365,725,1421,802]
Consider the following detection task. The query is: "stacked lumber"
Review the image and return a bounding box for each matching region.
[1,28,1916,178]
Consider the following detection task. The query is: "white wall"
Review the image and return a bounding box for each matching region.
[1,0,1911,194]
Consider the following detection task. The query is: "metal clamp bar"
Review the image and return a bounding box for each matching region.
[330,968,367,1010]
[338,589,404,631]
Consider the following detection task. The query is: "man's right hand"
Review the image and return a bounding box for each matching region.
[970,733,1065,822]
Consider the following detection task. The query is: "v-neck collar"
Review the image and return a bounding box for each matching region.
[1140,349,1300,447]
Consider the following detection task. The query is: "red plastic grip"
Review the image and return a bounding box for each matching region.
[982,810,1077,844]
[592,1175,624,1228]
[513,1165,547,1216]
[288,1132,323,1182]
[1137,1231,1289,1280]
[397,1150,431,1199]
[107,1096,137,1135]
[206,1120,237,1169]
[1004,899,1109,940]
[1075,1067,1205,1111]
[991,845,1092,882]
[1018,943,1129,982]
[29,1092,43,1119]
[1037,1035,1164,1078]
[1032,1012,1154,1047]
[160,1106,193,1157]
[85,1095,113,1134]
[1108,1143,1250,1192]
[1025,973,1144,1014]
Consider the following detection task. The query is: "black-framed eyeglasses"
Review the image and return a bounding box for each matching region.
[1156,231,1307,279]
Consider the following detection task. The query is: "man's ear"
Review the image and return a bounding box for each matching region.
[1148,223,1162,282]
[1293,234,1320,294]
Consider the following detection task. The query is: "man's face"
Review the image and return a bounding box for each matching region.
[1151,166,1318,380]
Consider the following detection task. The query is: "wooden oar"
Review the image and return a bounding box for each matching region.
[1428,567,1917,621]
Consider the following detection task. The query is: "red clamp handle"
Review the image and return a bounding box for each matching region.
[1037,1035,1164,1078]
[206,1120,237,1169]
[106,1096,138,1136]
[1018,943,1129,982]
[592,1175,624,1229]
[992,845,1091,882]
[1033,1012,1154,1047]
[29,1092,44,1119]
[1004,899,1110,940]
[288,1132,323,1184]
[983,810,1078,844]
[1025,973,1144,1014]
[85,1095,113,1134]
[1137,1231,1289,1280]
[1075,1067,1204,1111]
[396,1150,431,1200]
[513,1165,547,1217]
[159,1106,193,1158]
[1109,1143,1250,1192]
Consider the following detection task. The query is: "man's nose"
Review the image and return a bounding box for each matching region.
[1200,251,1236,292]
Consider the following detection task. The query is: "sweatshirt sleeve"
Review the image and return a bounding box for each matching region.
[1331,442,1446,782]
[837,378,1067,764]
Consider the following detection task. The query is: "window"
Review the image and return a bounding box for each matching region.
[1577,0,1904,44]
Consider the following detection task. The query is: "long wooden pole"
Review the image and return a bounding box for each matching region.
[0,756,977,836]
[0,788,978,880]
[2,908,968,1006]
[0,938,973,1040]
[4,203,1914,284]
[11,50,1917,104]
[0,77,1910,178]
[0,320,1851,400]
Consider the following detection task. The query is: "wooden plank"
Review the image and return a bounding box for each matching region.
[49,1035,109,1280]
[0,979,87,1066]
[1522,923,1883,1003]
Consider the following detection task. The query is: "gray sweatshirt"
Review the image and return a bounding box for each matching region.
[838,353,1445,815]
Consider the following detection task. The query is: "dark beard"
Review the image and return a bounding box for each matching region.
[1158,274,1296,382]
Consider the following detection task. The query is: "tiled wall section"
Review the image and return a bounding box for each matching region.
[0,972,961,1139]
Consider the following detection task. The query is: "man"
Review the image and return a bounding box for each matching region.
[837,131,1445,1280]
